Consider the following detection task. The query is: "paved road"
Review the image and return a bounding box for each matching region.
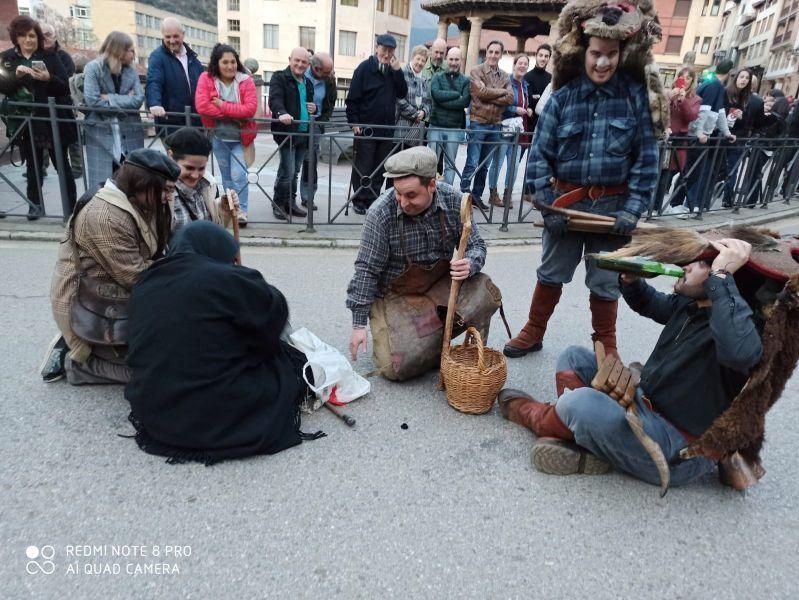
[1,236,797,599]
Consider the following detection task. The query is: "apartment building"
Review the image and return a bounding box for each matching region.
[765,0,799,95]
[217,0,412,86]
[652,0,693,85]
[92,1,217,69]
[16,0,96,49]
[733,0,782,85]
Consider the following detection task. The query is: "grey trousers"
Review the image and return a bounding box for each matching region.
[65,345,130,385]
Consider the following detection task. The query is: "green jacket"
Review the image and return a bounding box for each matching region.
[421,59,446,81]
[429,71,470,129]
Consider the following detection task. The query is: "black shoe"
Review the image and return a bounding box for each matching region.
[40,335,68,383]
[301,201,318,211]
[0,210,5,219]
[352,203,367,215]
[27,207,41,221]
[503,342,543,358]
[472,197,489,211]
[273,210,288,221]
[290,204,307,217]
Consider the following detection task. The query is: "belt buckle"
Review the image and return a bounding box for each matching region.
[588,185,605,201]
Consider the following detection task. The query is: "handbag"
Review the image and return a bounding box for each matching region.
[501,116,524,135]
[68,212,130,346]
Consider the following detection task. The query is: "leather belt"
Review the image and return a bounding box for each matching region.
[552,179,629,208]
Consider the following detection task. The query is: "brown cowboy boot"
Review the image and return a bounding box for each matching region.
[555,370,588,397]
[590,294,619,358]
[503,282,563,358]
[497,389,573,440]
[489,188,503,207]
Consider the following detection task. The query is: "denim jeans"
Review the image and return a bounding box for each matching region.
[723,143,744,206]
[300,140,320,205]
[460,123,501,200]
[427,127,465,186]
[212,138,249,213]
[554,345,716,487]
[537,195,627,300]
[273,137,309,210]
[488,137,525,190]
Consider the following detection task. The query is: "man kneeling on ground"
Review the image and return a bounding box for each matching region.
[498,238,762,487]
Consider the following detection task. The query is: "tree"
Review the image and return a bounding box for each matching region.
[34,3,97,51]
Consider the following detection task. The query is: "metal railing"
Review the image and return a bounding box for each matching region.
[1,99,797,232]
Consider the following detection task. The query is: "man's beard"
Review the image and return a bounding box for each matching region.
[674,279,708,300]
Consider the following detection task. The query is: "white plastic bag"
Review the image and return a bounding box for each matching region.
[289,327,370,405]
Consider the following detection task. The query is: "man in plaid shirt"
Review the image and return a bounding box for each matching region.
[504,32,659,360]
[347,146,486,363]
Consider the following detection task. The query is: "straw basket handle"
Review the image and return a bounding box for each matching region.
[462,326,488,372]
[441,193,473,357]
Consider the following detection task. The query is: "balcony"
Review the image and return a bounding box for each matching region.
[740,9,757,25]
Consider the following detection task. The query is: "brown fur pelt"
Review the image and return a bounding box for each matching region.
[551,0,668,137]
[682,275,799,461]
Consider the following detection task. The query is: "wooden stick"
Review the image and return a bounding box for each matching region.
[441,193,473,359]
[534,200,659,230]
[227,189,242,265]
[324,402,356,427]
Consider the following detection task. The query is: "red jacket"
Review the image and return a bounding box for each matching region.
[195,71,258,146]
[668,91,701,170]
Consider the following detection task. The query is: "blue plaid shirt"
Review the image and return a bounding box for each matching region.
[528,72,659,217]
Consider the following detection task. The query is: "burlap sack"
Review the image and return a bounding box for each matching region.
[370,273,502,381]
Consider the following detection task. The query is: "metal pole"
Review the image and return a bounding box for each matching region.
[499,132,519,232]
[305,115,317,233]
[48,97,71,220]
[184,105,192,127]
[329,0,336,56]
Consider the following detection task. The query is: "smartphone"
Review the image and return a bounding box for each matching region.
[674,76,686,89]
[31,60,46,71]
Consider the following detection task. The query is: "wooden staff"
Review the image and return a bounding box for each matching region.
[441,193,473,359]
[324,402,356,427]
[226,189,242,265]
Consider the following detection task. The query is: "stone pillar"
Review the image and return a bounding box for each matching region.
[465,16,484,72]
[459,27,470,73]
[516,36,526,54]
[437,18,449,40]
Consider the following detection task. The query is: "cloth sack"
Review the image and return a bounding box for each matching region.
[289,327,370,406]
[501,116,524,137]
[370,272,503,381]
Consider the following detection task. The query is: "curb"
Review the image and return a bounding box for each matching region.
[0,204,797,248]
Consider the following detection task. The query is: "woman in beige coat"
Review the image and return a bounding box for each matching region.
[47,149,180,385]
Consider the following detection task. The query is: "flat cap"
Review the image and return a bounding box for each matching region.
[383,146,437,180]
[125,148,181,181]
[376,33,397,49]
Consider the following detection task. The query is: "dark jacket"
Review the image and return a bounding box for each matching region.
[145,43,204,125]
[345,55,408,137]
[317,76,337,124]
[524,66,551,128]
[621,275,762,437]
[268,66,314,143]
[49,42,75,78]
[429,70,470,129]
[0,46,76,145]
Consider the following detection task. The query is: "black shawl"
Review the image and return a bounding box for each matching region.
[125,221,315,464]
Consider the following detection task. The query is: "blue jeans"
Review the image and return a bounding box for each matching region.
[460,123,501,200]
[300,140,320,205]
[488,137,525,190]
[212,138,249,213]
[554,346,716,487]
[427,127,465,186]
[274,137,309,210]
[537,195,627,300]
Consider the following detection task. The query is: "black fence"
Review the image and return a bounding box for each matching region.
[1,99,798,233]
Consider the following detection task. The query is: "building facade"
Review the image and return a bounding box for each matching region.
[651,0,693,84]
[765,0,799,95]
[217,0,412,85]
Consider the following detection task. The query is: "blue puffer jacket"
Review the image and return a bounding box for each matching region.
[145,43,204,123]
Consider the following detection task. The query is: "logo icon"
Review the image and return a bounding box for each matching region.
[26,545,55,575]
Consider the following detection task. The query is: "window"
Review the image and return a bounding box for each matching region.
[711,0,720,16]
[377,0,385,9]
[228,36,240,53]
[389,31,407,60]
[693,36,700,53]
[135,12,145,27]
[674,0,691,18]
[70,5,91,18]
[263,70,274,85]
[263,24,279,49]
[767,15,774,30]
[701,37,712,53]
[299,26,316,51]
[341,0,358,6]
[340,30,357,56]
[701,0,709,16]
[228,0,240,9]
[390,0,409,18]
[137,35,145,48]
[665,35,683,54]
[228,19,240,32]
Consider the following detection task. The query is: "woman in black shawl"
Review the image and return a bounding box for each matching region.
[125,221,318,463]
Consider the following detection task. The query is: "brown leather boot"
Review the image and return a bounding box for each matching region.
[497,389,574,440]
[489,188,503,207]
[590,294,619,358]
[503,282,563,358]
[555,370,588,397]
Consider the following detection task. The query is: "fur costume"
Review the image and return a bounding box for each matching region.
[551,0,669,138]
[600,226,799,478]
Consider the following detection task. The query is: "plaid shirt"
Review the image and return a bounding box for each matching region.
[528,72,659,217]
[172,178,212,233]
[346,182,487,327]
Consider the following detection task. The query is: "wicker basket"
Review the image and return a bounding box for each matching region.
[441,327,507,415]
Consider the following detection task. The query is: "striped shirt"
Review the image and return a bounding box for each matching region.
[528,72,659,217]
[346,182,487,327]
